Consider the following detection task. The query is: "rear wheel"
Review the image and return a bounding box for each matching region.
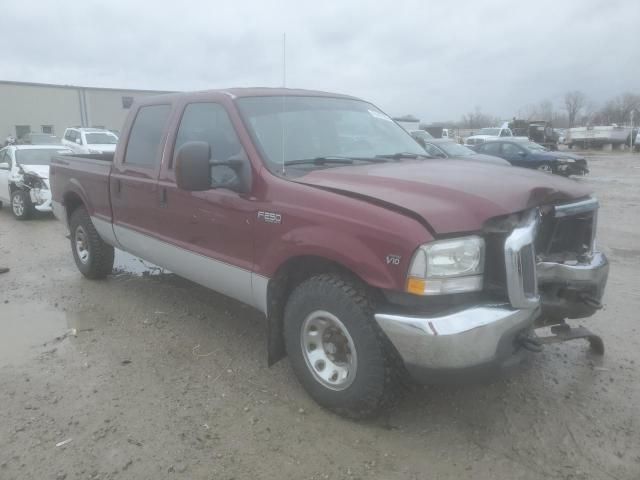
[69,207,114,279]
[11,190,32,220]
[284,273,404,418]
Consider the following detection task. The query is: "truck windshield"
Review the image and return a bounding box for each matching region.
[236,96,425,173]
[16,148,72,165]
[85,133,118,145]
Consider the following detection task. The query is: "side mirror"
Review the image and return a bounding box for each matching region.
[75,138,82,144]
[0,162,9,170]
[175,141,212,191]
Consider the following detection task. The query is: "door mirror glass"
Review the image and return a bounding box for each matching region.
[175,141,212,191]
[0,162,9,170]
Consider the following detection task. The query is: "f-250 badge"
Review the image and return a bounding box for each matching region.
[257,211,282,224]
[386,254,401,265]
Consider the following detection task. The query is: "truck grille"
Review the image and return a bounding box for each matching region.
[504,211,539,309]
[535,199,597,261]
[502,198,599,309]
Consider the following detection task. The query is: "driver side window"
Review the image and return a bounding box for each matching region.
[173,103,246,186]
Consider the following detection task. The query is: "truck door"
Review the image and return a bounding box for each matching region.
[110,104,173,251]
[154,101,256,307]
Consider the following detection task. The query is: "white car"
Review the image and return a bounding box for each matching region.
[465,126,513,146]
[0,145,72,219]
[61,127,118,154]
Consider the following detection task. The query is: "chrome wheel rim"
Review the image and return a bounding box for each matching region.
[300,310,358,391]
[537,164,552,173]
[75,226,90,264]
[12,194,24,216]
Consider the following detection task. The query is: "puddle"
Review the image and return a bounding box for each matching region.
[0,302,68,366]
[112,249,169,276]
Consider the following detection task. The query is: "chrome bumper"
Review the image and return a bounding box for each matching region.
[375,306,538,374]
[375,252,608,377]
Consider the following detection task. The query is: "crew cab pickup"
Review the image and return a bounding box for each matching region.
[50,88,609,418]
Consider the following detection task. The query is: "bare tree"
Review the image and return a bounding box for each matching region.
[598,92,640,124]
[564,91,587,127]
[460,106,499,129]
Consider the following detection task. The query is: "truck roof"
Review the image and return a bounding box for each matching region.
[134,87,362,105]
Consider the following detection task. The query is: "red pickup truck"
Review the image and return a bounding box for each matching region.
[50,88,609,418]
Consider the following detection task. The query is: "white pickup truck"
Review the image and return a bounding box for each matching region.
[61,127,118,155]
[465,126,514,146]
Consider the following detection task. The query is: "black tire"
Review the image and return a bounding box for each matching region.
[11,190,32,220]
[69,207,114,279]
[284,273,404,419]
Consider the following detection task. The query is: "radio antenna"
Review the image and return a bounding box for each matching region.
[281,33,287,174]
[282,33,287,88]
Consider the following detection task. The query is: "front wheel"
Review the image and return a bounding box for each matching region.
[284,273,403,418]
[69,207,114,279]
[537,163,553,174]
[11,190,32,220]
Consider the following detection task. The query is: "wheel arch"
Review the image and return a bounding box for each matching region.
[265,255,379,366]
[62,186,89,224]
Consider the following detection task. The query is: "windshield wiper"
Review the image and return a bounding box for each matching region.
[376,152,432,160]
[284,155,390,166]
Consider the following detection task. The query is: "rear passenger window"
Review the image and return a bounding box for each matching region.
[124,105,172,167]
[172,103,244,168]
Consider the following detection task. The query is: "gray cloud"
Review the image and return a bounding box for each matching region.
[2,0,638,123]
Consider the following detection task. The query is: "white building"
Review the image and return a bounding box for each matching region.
[0,80,172,140]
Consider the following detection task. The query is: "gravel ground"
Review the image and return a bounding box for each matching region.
[1,151,639,480]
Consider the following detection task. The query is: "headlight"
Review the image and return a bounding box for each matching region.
[406,235,485,295]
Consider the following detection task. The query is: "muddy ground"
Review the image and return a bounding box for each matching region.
[1,151,639,480]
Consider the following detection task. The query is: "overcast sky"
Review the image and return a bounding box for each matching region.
[2,0,638,123]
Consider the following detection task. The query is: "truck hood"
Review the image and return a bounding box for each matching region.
[19,164,50,179]
[295,159,591,235]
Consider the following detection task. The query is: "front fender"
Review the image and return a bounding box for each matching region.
[257,224,410,291]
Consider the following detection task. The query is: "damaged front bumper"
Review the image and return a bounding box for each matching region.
[557,161,589,176]
[375,305,538,380]
[30,188,53,212]
[537,252,608,321]
[374,200,608,382]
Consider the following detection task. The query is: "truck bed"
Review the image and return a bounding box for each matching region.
[50,153,114,223]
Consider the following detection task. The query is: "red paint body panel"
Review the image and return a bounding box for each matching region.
[49,155,112,220]
[296,159,591,235]
[50,88,593,296]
